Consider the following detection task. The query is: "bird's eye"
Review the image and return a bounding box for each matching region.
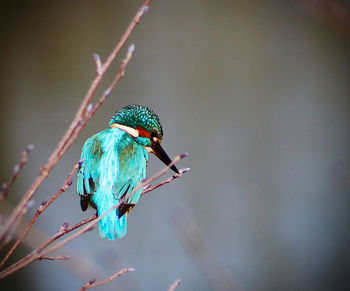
[150,132,158,143]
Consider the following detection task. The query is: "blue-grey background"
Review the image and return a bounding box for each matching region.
[1,0,350,290]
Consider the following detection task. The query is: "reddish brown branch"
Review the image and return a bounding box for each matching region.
[0,214,97,279]
[0,164,78,268]
[61,43,137,153]
[77,267,135,291]
[142,167,190,196]
[0,145,34,202]
[0,0,152,248]
[167,278,181,291]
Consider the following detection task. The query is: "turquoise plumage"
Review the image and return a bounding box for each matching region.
[77,105,178,240]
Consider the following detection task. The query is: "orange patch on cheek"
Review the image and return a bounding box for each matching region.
[136,126,151,138]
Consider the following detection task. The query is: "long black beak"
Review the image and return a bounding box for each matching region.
[152,142,179,174]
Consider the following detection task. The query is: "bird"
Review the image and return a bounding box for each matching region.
[76,104,179,240]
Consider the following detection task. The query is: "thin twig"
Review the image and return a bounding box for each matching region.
[1,199,107,281]
[0,164,78,269]
[2,198,108,281]
[88,44,136,115]
[0,0,152,248]
[167,278,181,291]
[142,167,190,196]
[78,267,135,291]
[0,214,97,279]
[60,43,136,155]
[0,145,34,202]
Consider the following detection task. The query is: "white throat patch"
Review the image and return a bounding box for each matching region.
[110,123,139,138]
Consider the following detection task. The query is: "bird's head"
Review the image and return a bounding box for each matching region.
[109,104,179,173]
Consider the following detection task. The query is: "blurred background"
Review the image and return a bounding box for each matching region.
[1,0,350,290]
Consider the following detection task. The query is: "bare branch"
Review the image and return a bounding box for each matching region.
[167,278,181,291]
[52,43,137,181]
[0,0,152,248]
[0,145,34,202]
[0,214,97,279]
[142,167,190,196]
[0,164,78,268]
[78,267,135,291]
[82,43,137,120]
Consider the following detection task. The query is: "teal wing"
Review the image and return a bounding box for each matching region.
[112,135,149,209]
[77,134,103,211]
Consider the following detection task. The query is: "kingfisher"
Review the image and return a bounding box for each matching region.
[76,104,179,240]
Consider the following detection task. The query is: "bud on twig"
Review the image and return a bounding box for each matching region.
[89,279,96,284]
[127,44,135,57]
[25,144,35,154]
[26,200,35,209]
[103,88,111,98]
[1,183,7,193]
[59,222,69,232]
[13,165,20,175]
[93,53,102,75]
[86,103,93,114]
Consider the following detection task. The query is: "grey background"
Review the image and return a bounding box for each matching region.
[1,0,350,290]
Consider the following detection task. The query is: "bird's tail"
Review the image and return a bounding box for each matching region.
[99,209,127,240]
[92,190,127,240]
